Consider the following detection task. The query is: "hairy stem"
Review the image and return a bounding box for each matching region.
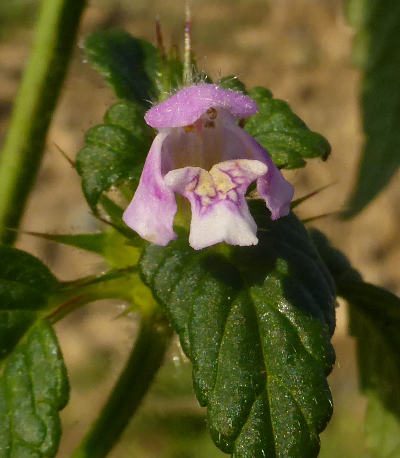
[72,313,172,458]
[0,0,87,244]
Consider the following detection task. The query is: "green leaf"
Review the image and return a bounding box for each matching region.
[245,87,331,169]
[291,183,335,209]
[22,231,109,255]
[99,195,124,224]
[156,50,184,97]
[309,229,400,457]
[0,320,69,458]
[307,229,362,284]
[103,100,152,139]
[76,100,152,211]
[344,0,400,217]
[345,283,400,458]
[140,212,336,457]
[99,195,142,241]
[18,229,142,269]
[0,245,59,361]
[365,395,400,458]
[218,75,247,94]
[84,29,160,107]
[0,246,67,457]
[344,282,400,458]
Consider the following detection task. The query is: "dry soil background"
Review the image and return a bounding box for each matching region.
[1,0,400,456]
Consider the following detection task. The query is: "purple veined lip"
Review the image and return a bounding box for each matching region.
[123,83,294,250]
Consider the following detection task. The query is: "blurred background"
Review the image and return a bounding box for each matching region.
[1,0,400,456]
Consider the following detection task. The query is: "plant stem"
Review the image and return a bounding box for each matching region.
[183,2,193,84]
[0,0,87,244]
[72,313,172,458]
[46,267,159,324]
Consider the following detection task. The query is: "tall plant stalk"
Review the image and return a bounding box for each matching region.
[0,0,87,244]
[72,313,172,458]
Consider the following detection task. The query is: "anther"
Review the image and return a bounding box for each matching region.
[206,107,217,119]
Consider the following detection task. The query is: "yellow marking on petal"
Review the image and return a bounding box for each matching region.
[184,124,196,133]
[195,171,217,197]
[210,167,236,193]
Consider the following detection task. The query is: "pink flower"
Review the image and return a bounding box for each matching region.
[123,84,294,250]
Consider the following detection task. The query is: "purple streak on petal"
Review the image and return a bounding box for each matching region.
[145,84,258,129]
[164,159,267,249]
[122,131,177,245]
[227,124,294,220]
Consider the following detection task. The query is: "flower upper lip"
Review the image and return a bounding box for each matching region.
[145,83,258,129]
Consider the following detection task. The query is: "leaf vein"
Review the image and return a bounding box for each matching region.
[209,290,241,399]
[250,292,277,457]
